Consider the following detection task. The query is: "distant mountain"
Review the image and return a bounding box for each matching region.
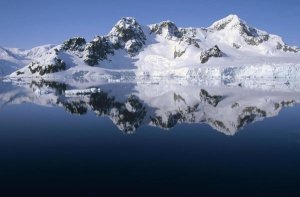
[5,14,300,79]
[0,46,27,75]
[0,45,55,76]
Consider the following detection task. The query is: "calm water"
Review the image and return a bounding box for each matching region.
[0,79,300,196]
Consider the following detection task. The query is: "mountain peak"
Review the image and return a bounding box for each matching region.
[108,17,146,55]
[224,14,241,21]
[209,14,246,31]
[150,20,182,39]
[209,14,271,46]
[109,17,140,35]
[114,17,138,27]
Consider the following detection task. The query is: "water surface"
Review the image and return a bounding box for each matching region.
[0,79,300,196]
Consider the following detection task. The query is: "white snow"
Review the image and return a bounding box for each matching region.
[0,44,56,76]
[4,14,300,81]
[2,14,300,135]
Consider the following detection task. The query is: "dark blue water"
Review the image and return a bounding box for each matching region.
[0,81,300,196]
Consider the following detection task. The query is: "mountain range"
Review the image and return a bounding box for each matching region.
[1,14,300,79]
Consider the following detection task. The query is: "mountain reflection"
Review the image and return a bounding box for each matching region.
[0,78,299,135]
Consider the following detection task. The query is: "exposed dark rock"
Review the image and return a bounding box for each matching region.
[231,102,239,108]
[232,43,241,49]
[151,21,183,39]
[276,42,299,53]
[16,71,24,75]
[174,47,186,58]
[212,15,269,46]
[238,23,269,45]
[180,28,208,38]
[283,46,299,52]
[215,20,232,31]
[244,34,269,46]
[199,89,223,107]
[108,17,146,56]
[83,36,114,66]
[174,37,200,58]
[62,37,86,51]
[179,37,200,48]
[28,58,66,75]
[125,40,145,55]
[200,45,223,63]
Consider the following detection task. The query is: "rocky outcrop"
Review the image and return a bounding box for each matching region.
[64,18,147,66]
[179,37,200,48]
[83,36,114,66]
[174,47,186,58]
[240,23,269,45]
[62,37,86,51]
[276,42,300,53]
[174,36,200,58]
[28,58,66,75]
[200,45,223,63]
[108,17,146,56]
[150,21,183,39]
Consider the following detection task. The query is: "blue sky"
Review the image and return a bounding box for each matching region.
[1,0,299,49]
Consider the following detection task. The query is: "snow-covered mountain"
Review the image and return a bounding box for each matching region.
[5,14,300,79]
[0,45,55,76]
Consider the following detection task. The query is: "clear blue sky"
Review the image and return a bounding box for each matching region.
[1,0,299,49]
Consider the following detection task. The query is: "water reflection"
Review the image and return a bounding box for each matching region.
[0,78,299,135]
